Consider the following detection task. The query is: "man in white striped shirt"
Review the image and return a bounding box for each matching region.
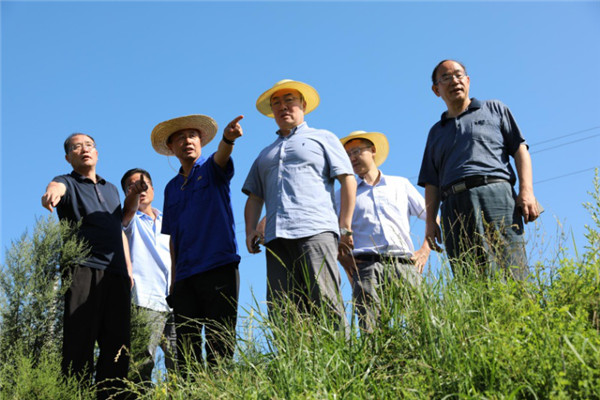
[336,131,433,331]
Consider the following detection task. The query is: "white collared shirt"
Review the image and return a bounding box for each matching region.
[336,173,426,257]
[123,208,171,312]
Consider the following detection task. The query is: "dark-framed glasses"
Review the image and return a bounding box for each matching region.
[435,72,466,85]
[70,142,96,152]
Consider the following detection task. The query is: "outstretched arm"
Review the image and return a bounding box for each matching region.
[214,115,244,169]
[41,181,67,213]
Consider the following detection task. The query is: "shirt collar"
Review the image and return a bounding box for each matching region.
[440,98,481,125]
[357,170,386,187]
[136,207,161,220]
[276,121,308,138]
[70,170,105,184]
[177,155,206,176]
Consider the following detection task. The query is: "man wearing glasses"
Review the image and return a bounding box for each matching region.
[243,79,356,328]
[336,131,431,332]
[418,59,540,279]
[41,133,132,399]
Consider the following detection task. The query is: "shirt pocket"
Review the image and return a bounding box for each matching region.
[470,119,502,145]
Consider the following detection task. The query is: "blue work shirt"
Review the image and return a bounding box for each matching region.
[242,122,353,243]
[162,154,240,282]
[54,171,128,276]
[124,209,171,312]
[418,98,526,189]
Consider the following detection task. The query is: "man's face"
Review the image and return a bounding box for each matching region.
[432,60,470,105]
[167,129,202,163]
[65,134,98,170]
[125,172,154,208]
[344,139,376,177]
[270,89,306,131]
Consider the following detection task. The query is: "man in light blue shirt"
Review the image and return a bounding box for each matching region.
[336,131,432,331]
[121,168,176,384]
[243,79,357,325]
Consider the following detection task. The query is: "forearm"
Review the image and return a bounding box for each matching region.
[244,195,264,235]
[513,144,534,193]
[338,174,357,229]
[424,184,441,226]
[214,138,234,169]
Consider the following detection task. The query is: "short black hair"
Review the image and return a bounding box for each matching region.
[121,168,153,193]
[431,59,467,84]
[63,133,95,154]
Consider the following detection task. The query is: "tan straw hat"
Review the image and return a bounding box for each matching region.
[256,79,320,118]
[151,114,218,156]
[340,130,390,167]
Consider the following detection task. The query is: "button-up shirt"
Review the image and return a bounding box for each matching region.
[243,122,353,243]
[418,98,526,189]
[336,173,426,257]
[124,209,171,312]
[162,154,240,282]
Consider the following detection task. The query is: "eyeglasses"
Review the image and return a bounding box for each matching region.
[270,95,301,109]
[346,146,372,158]
[70,141,96,152]
[435,72,467,85]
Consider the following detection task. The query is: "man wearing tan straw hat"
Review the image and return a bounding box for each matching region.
[419,60,539,279]
[151,114,243,368]
[336,131,432,332]
[242,79,356,326]
[41,133,132,399]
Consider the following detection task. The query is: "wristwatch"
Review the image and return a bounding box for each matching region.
[340,227,353,237]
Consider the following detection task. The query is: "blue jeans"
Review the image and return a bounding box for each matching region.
[441,181,527,279]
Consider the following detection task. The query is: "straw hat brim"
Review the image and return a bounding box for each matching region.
[256,79,320,118]
[151,115,218,156]
[340,131,390,167]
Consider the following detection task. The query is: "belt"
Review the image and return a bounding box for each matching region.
[354,253,414,265]
[441,176,508,200]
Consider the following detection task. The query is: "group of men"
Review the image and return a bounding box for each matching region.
[41,59,540,397]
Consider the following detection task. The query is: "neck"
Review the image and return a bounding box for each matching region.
[75,166,96,182]
[360,168,381,186]
[278,121,302,137]
[446,98,471,118]
[180,158,198,177]
[139,204,155,220]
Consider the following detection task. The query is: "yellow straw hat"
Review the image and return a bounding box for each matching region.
[340,130,390,167]
[151,114,218,156]
[256,79,320,118]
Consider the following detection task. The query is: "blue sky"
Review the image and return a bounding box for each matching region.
[2,1,600,320]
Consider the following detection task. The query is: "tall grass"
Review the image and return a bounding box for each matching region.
[1,173,599,399]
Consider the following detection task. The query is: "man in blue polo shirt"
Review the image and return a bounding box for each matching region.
[121,168,176,384]
[243,79,356,327]
[151,114,243,369]
[41,133,132,399]
[418,60,540,278]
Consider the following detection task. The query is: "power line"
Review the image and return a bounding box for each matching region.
[529,126,600,146]
[531,133,600,155]
[534,167,598,185]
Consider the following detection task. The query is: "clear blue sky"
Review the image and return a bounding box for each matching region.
[2,1,600,319]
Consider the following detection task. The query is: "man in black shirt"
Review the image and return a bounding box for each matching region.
[42,133,132,399]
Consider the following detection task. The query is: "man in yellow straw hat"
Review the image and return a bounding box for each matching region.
[242,79,356,327]
[336,131,432,332]
[151,114,243,369]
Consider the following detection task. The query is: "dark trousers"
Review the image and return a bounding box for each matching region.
[62,266,131,399]
[441,181,527,279]
[172,262,239,369]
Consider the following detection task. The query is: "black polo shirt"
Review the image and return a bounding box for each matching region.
[54,171,127,275]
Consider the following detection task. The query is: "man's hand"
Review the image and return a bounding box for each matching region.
[516,189,539,224]
[223,115,244,142]
[41,182,66,213]
[338,253,357,285]
[425,221,443,252]
[338,234,354,257]
[411,246,431,274]
[246,231,263,254]
[130,174,148,195]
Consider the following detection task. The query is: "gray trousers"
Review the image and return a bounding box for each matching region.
[353,259,422,332]
[441,181,527,279]
[265,232,347,329]
[131,306,176,383]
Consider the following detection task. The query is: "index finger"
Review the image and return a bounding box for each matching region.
[230,115,244,126]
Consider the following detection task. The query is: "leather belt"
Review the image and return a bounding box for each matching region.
[441,176,508,200]
[354,253,414,265]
